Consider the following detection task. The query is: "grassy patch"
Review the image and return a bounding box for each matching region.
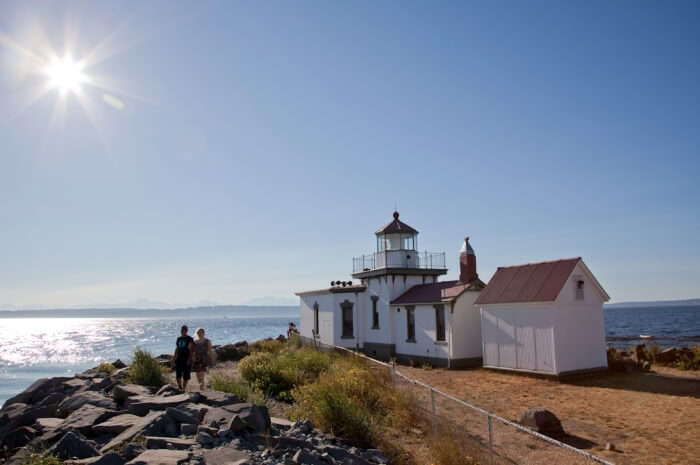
[209,372,264,404]
[96,362,116,375]
[428,427,481,465]
[126,348,165,387]
[248,339,286,354]
[21,454,63,465]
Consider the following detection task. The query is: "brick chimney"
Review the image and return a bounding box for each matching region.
[459,237,478,283]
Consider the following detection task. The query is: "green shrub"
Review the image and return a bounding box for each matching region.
[127,348,165,387]
[249,339,285,354]
[238,347,330,400]
[678,346,700,371]
[288,334,303,349]
[96,362,116,375]
[646,344,662,363]
[291,357,416,447]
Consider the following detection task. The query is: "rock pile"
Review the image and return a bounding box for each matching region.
[0,363,387,465]
[607,344,697,372]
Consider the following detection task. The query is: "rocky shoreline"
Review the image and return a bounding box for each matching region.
[0,339,387,465]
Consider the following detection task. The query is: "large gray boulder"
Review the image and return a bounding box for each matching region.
[60,405,119,435]
[93,414,142,435]
[226,415,247,434]
[202,407,235,428]
[201,447,249,465]
[0,403,56,446]
[144,437,196,450]
[214,342,249,362]
[656,347,679,364]
[292,449,324,465]
[65,453,124,465]
[100,411,167,453]
[63,378,90,392]
[113,385,152,403]
[48,431,101,460]
[165,407,200,425]
[224,403,270,434]
[125,450,190,465]
[35,418,64,432]
[126,394,191,416]
[1,403,54,429]
[2,377,71,407]
[0,426,37,451]
[58,392,116,417]
[154,385,179,397]
[191,391,241,407]
[519,408,565,438]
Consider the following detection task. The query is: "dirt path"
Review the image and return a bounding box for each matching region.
[397,366,700,465]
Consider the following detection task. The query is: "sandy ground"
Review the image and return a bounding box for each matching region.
[395,365,700,465]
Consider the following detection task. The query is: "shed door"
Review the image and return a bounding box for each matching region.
[515,323,536,371]
[481,311,500,367]
[534,326,555,373]
[497,313,516,369]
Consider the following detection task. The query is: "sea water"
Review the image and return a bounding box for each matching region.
[0,307,298,406]
[1,305,699,406]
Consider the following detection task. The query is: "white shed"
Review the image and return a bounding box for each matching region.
[475,258,609,376]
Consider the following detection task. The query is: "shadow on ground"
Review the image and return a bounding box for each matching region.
[558,433,597,450]
[563,371,700,398]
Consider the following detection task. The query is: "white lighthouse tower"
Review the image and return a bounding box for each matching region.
[296,211,449,360]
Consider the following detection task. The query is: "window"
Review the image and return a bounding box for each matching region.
[341,300,354,338]
[434,304,445,342]
[371,296,379,329]
[313,302,319,336]
[576,279,585,300]
[406,306,416,342]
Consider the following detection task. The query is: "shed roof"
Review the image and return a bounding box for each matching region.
[375,211,418,235]
[391,279,485,305]
[474,258,581,305]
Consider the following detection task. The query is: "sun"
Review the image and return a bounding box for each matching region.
[44,54,87,95]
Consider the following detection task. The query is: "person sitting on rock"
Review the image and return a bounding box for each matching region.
[173,325,194,391]
[192,327,214,391]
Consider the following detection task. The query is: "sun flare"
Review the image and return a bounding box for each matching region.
[44,55,87,95]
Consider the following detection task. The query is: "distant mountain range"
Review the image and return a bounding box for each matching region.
[606,298,700,308]
[0,305,297,319]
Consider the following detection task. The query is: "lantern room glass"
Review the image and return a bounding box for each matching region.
[377,233,416,252]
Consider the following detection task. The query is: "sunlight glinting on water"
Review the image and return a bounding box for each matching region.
[0,314,298,369]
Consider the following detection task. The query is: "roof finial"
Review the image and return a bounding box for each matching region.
[393,210,399,220]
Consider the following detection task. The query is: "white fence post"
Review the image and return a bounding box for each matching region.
[488,415,494,465]
[429,387,437,432]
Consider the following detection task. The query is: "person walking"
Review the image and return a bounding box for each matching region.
[192,327,213,391]
[173,325,194,391]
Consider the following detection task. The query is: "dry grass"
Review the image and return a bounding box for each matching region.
[398,365,700,465]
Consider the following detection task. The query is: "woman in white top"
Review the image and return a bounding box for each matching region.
[192,328,213,391]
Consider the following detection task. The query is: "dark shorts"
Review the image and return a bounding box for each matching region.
[175,360,191,381]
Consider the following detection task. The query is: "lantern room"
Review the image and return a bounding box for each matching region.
[376,211,418,252]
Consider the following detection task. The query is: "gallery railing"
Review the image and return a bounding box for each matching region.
[352,251,446,273]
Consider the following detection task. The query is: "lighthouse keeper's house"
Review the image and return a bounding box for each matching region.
[295,212,486,368]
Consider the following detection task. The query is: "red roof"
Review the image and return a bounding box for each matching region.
[391,279,485,305]
[475,258,581,305]
[375,211,418,235]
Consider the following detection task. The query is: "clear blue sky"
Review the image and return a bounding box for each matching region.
[1,1,698,308]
